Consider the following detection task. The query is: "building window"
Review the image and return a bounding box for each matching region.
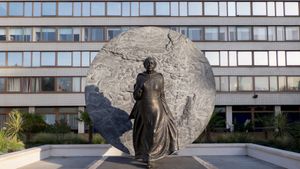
[84,27,104,41]
[255,77,269,91]
[0,2,7,16]
[41,77,55,91]
[170,2,179,16]
[220,51,228,66]
[42,2,56,16]
[107,2,121,16]
[122,2,130,16]
[0,52,5,66]
[82,52,90,67]
[32,52,40,67]
[229,51,237,66]
[204,2,218,16]
[59,28,73,41]
[188,27,203,41]
[58,2,72,16]
[276,2,284,16]
[107,28,122,40]
[140,2,154,16]
[227,2,236,16]
[57,52,72,66]
[81,77,86,92]
[285,27,300,41]
[205,27,218,41]
[7,78,21,92]
[156,2,169,16]
[267,2,275,16]
[285,2,299,16]
[179,2,187,16]
[237,27,251,41]
[219,27,227,41]
[131,2,139,16]
[254,52,268,66]
[205,52,219,66]
[253,2,266,16]
[188,2,202,16]
[237,52,252,66]
[82,2,90,16]
[0,29,6,41]
[72,77,81,92]
[230,76,237,91]
[219,2,227,16]
[73,2,81,16]
[9,28,24,41]
[24,2,32,16]
[278,76,286,91]
[9,2,23,16]
[22,78,40,92]
[7,52,22,66]
[23,52,31,67]
[270,76,278,91]
[72,52,81,67]
[253,27,267,41]
[0,78,5,92]
[41,52,55,66]
[238,77,253,91]
[277,51,286,66]
[236,2,250,16]
[33,2,41,16]
[287,77,300,91]
[57,78,72,92]
[269,51,277,66]
[287,52,300,66]
[220,77,229,91]
[268,26,276,41]
[41,28,56,41]
[215,77,220,91]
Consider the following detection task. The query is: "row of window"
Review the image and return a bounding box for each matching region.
[0,1,299,17]
[0,77,86,93]
[0,51,98,67]
[205,51,300,67]
[1,26,300,42]
[215,76,300,92]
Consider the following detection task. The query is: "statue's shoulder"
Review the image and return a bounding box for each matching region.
[156,72,163,78]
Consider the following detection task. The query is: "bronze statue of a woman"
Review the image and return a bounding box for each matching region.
[129,57,178,165]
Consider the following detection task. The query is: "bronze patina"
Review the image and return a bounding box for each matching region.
[129,57,178,165]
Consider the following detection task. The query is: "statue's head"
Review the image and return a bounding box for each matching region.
[143,57,157,72]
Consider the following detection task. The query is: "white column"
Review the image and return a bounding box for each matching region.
[275,106,281,116]
[28,107,35,114]
[226,106,233,132]
[78,107,85,134]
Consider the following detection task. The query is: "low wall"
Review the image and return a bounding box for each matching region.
[0,144,299,169]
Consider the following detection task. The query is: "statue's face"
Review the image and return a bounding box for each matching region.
[144,58,156,72]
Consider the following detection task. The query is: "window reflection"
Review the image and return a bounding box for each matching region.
[219,2,227,16]
[8,52,22,66]
[278,76,286,91]
[41,52,55,66]
[219,27,227,41]
[254,52,268,66]
[276,26,285,41]
[0,78,5,92]
[156,2,169,16]
[32,52,40,67]
[82,2,90,16]
[285,2,299,16]
[107,2,121,16]
[41,77,55,91]
[122,2,130,16]
[270,76,278,91]
[268,27,276,41]
[33,2,41,16]
[171,2,179,16]
[267,2,275,16]
[269,51,277,66]
[204,2,218,16]
[7,78,21,92]
[255,77,269,91]
[58,2,72,16]
[278,51,286,66]
[91,2,105,16]
[0,52,5,66]
[179,2,187,16]
[0,2,7,16]
[205,27,218,40]
[9,2,23,16]
[73,2,81,16]
[220,77,229,91]
[57,78,72,92]
[188,27,203,41]
[286,52,300,65]
[276,2,284,16]
[0,29,5,41]
[41,28,56,41]
[82,52,90,66]
[237,52,252,66]
[84,27,104,41]
[227,2,236,16]
[220,51,228,66]
[9,28,24,41]
[253,2,266,16]
[23,52,31,67]
[215,77,220,91]
[72,52,81,67]
[253,27,267,40]
[287,77,300,91]
[230,77,237,91]
[205,52,219,66]
[237,27,251,41]
[285,27,299,41]
[57,52,72,66]
[229,51,237,66]
[238,77,253,91]
[140,2,154,16]
[188,2,202,16]
[237,2,250,16]
[107,28,122,40]
[59,28,73,41]
[131,2,139,16]
[42,2,56,16]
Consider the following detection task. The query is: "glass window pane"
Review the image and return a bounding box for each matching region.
[268,26,276,41]
[267,2,275,16]
[156,2,169,16]
[9,28,24,41]
[57,78,72,92]
[131,2,139,16]
[91,52,97,63]
[287,52,300,65]
[0,78,5,92]
[278,51,286,66]
[220,51,228,66]
[82,2,90,16]
[254,52,268,66]
[229,51,237,66]
[41,52,55,66]
[23,52,31,67]
[238,77,253,91]
[221,77,229,91]
[73,28,80,42]
[107,28,122,40]
[219,27,227,41]
[277,26,285,41]
[237,2,250,16]
[41,28,56,41]
[171,2,178,16]
[204,2,218,16]
[219,2,227,16]
[82,52,90,66]
[228,27,236,41]
[0,2,7,16]
[42,2,56,16]
[205,52,219,66]
[0,52,5,66]
[122,2,130,16]
[205,27,218,40]
[255,77,269,91]
[253,2,266,16]
[285,2,299,16]
[228,2,236,16]
[188,27,203,41]
[107,2,121,16]
[276,2,284,16]
[8,52,22,66]
[179,2,187,16]
[33,2,41,16]
[7,78,21,92]
[9,2,23,16]
[0,29,6,41]
[253,27,267,41]
[81,77,86,92]
[57,52,72,66]
[238,52,252,66]
[287,77,300,91]
[41,77,55,91]
[23,28,32,42]
[140,2,154,16]
[237,27,251,41]
[72,77,81,92]
[270,76,278,91]
[59,28,73,41]
[286,27,299,41]
[32,52,40,67]
[215,77,220,91]
[230,76,237,91]
[91,2,105,16]
[72,52,81,66]
[269,51,277,66]
[278,76,286,91]
[85,27,104,41]
[188,2,202,16]
[58,2,72,16]
[73,2,81,16]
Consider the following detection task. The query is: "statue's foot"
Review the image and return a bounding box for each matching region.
[147,161,154,169]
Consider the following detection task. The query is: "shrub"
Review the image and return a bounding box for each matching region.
[22,112,48,142]
[0,130,24,154]
[30,133,87,145]
[5,109,23,140]
[92,134,106,144]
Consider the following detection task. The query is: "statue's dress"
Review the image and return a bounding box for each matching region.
[129,72,178,161]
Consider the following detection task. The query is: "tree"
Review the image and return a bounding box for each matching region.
[77,111,93,143]
[22,112,48,142]
[273,113,287,138]
[204,112,225,142]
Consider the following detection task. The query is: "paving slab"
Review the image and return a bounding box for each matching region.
[199,155,285,169]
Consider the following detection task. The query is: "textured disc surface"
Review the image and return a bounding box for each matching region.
[85,27,215,154]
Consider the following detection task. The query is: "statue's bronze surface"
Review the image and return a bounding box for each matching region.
[129,57,178,163]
